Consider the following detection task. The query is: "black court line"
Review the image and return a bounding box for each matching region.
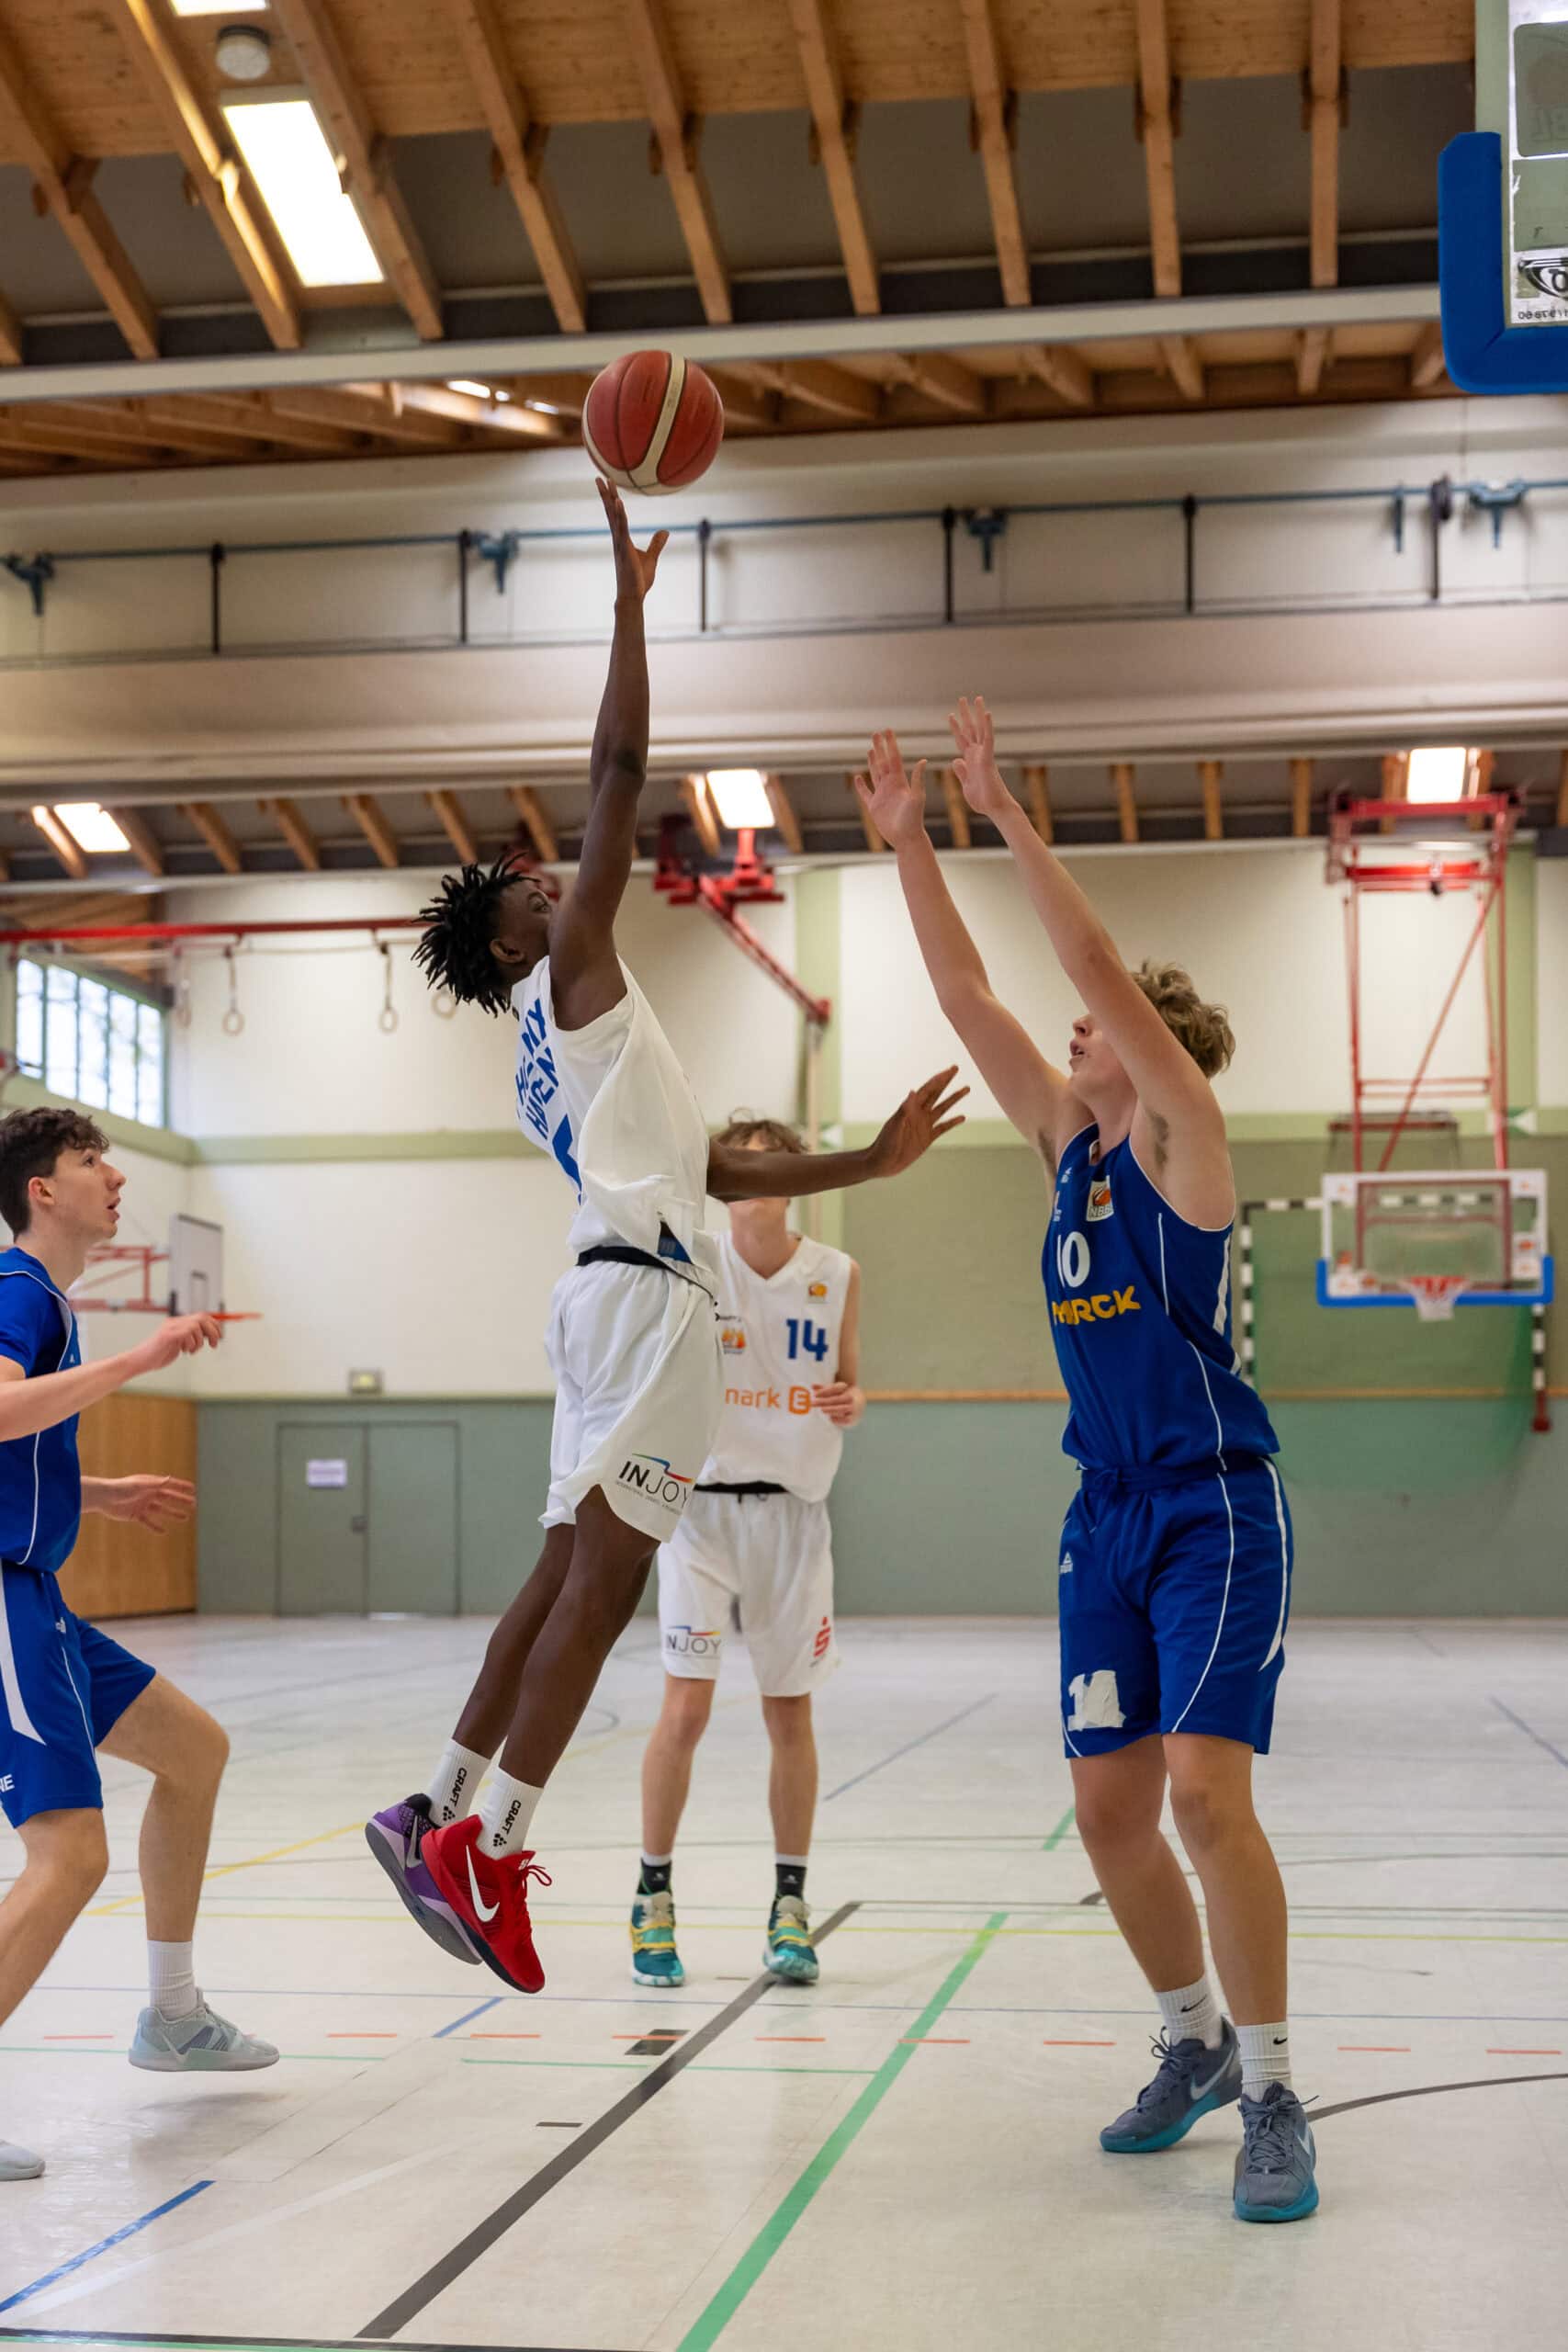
[1316,2068,1568,2121]
[357,1900,860,2342]
[0,2335,632,2352]
[1490,1695,1568,1772]
[820,1695,996,1802]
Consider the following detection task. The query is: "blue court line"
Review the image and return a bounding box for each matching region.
[434,1996,502,2040]
[0,2181,212,2312]
[1491,1697,1568,1772]
[821,1693,997,1803]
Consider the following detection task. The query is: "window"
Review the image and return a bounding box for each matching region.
[14,958,166,1128]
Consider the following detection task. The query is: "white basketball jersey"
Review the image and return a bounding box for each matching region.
[701,1231,853,1500]
[513,956,717,1295]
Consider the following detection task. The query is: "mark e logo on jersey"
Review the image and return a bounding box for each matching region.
[1051,1226,1140,1328]
[516,995,581,1188]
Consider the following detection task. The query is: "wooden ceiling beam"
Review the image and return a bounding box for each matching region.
[111,0,300,351]
[507,785,558,864]
[681,775,722,857]
[788,0,878,317]
[266,384,463,447]
[848,771,886,854]
[427,789,479,864]
[29,806,88,880]
[1295,324,1332,396]
[0,288,21,368]
[166,391,367,454]
[181,800,243,875]
[623,0,730,325]
[0,26,160,360]
[269,0,444,342]
[1308,0,1343,291]
[442,0,586,334]
[1410,322,1448,390]
[1556,749,1568,830]
[1290,757,1314,839]
[1111,761,1140,844]
[1134,0,1182,300]
[376,379,567,440]
[1022,345,1093,407]
[344,793,400,869]
[763,775,803,854]
[54,397,265,459]
[259,797,321,871]
[112,807,165,876]
[959,0,1030,309]
[0,408,168,464]
[885,350,988,416]
[497,371,592,416]
[1157,334,1204,401]
[1198,758,1224,842]
[940,767,973,848]
[704,367,776,429]
[737,357,880,422]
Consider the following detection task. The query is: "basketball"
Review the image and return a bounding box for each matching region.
[582,350,724,496]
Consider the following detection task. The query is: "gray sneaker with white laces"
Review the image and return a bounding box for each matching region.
[129,1997,279,2073]
[1233,2082,1319,2222]
[0,2139,44,2180]
[1100,2018,1242,2153]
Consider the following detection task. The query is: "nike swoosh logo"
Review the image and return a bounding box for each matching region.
[466,1848,500,1923]
[1191,2058,1232,2100]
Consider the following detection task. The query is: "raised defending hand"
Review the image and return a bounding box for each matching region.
[96,1475,197,1532]
[133,1314,224,1375]
[853,729,930,851]
[947,695,1011,820]
[867,1067,969,1177]
[597,475,668,602]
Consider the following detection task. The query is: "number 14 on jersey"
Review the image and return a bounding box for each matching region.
[784,1317,830,1363]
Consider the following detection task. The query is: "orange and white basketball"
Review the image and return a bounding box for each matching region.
[582,350,725,496]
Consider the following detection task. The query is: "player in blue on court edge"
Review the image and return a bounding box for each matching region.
[857,699,1316,2225]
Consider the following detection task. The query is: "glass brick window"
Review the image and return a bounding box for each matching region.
[15,958,166,1128]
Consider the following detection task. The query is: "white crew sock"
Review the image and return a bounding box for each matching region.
[1237,2020,1292,2098]
[478,1768,545,1859]
[1156,1974,1223,2050]
[427,1740,490,1826]
[149,1940,199,2021]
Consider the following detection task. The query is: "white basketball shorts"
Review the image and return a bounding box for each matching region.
[543,1260,722,1544]
[657,1488,840,1698]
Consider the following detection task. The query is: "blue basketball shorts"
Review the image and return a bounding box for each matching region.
[1056,1456,1294,1758]
[0,1565,156,1828]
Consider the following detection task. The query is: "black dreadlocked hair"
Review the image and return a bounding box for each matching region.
[413,855,526,1015]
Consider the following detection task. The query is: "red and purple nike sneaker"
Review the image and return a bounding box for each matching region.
[420,1815,551,1995]
[366,1794,479,1967]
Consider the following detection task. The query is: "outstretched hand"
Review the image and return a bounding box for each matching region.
[853,729,930,851]
[947,695,1011,820]
[597,475,669,602]
[867,1067,969,1177]
[96,1475,197,1533]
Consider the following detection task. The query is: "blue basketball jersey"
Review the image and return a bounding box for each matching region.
[1043,1127,1278,1473]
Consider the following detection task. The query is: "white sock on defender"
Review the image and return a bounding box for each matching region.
[149,1940,199,2020]
[428,1740,489,1826]
[1238,2021,1292,2097]
[1156,1974,1223,2050]
[478,1769,544,1858]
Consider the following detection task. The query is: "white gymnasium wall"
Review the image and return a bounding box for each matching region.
[838,845,1494,1125]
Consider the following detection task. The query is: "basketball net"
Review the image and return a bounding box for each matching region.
[1400,1273,1472,1322]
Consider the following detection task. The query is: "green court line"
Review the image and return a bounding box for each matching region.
[1043,1804,1076,1851]
[674,1911,1007,2352]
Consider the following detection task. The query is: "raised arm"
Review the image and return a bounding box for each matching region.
[855,732,1077,1163]
[707,1069,966,1202]
[0,1315,221,1444]
[949,696,1233,1221]
[549,478,669,1029]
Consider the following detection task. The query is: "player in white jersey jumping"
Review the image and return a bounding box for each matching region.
[367,480,964,1995]
[630,1114,862,1991]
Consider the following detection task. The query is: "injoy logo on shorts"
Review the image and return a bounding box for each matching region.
[665,1623,721,1658]
[617,1453,694,1511]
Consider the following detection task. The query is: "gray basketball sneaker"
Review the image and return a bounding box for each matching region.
[1233,2082,1319,2222]
[129,1998,279,2073]
[0,2139,44,2181]
[1100,2018,1242,2153]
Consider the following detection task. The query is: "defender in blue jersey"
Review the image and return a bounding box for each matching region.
[0,1108,277,2185]
[858,703,1317,2224]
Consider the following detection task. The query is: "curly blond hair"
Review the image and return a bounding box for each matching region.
[1132,960,1235,1078]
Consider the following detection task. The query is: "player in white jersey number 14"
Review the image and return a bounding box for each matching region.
[630,1115,863,1990]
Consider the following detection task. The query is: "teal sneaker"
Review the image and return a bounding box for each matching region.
[129,1998,279,2073]
[1234,2084,1320,2222]
[0,2140,44,2180]
[764,1894,819,1984]
[1100,2020,1242,2154]
[630,1889,685,1987]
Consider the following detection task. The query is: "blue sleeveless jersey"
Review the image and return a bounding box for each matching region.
[1043,1127,1278,1473]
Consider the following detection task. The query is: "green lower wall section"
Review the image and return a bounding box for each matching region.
[197,1396,1568,1619]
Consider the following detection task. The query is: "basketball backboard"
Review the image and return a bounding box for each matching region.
[1440,3,1568,389]
[1319,1168,1552,1317]
[169,1215,224,1317]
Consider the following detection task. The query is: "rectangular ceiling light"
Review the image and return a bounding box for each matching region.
[222,96,384,288]
[173,0,266,12]
[1405,747,1473,803]
[705,769,775,829]
[446,379,511,402]
[43,803,130,854]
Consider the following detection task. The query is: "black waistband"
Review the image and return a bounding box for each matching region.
[695,1480,788,1498]
[577,1243,671,1275]
[1078,1452,1273,1493]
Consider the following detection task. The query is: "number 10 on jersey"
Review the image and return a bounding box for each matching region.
[785,1317,830,1363]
